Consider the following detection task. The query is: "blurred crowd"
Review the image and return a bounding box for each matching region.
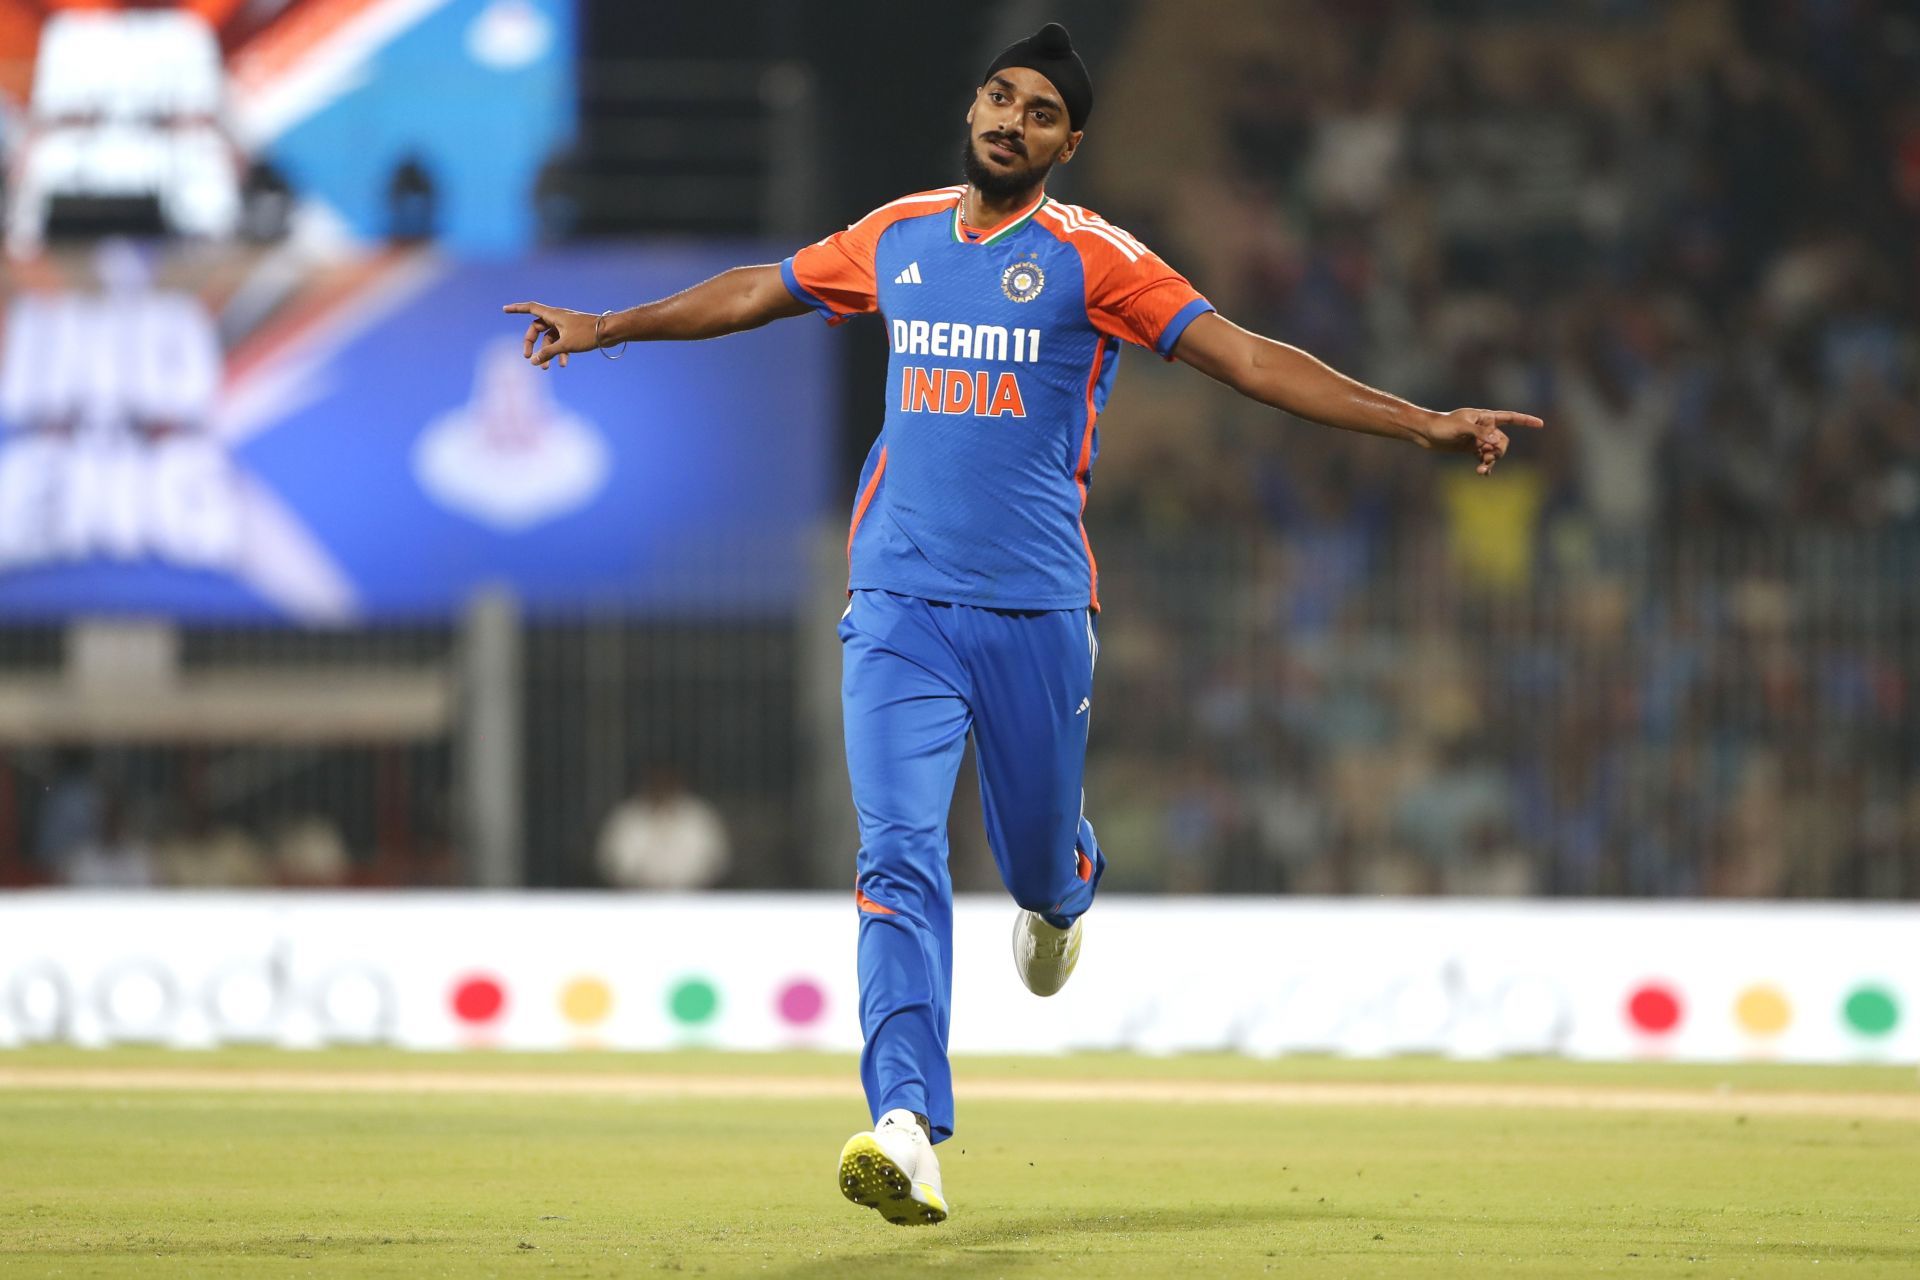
[13,748,458,890]
[1067,0,1920,898]
[32,757,352,889]
[7,1,1918,901]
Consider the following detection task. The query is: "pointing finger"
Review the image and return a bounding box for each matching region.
[1489,411,1544,430]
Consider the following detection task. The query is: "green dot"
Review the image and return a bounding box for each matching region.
[1843,986,1898,1037]
[668,979,719,1025]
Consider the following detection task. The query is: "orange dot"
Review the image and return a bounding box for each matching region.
[1734,984,1791,1037]
[559,977,613,1027]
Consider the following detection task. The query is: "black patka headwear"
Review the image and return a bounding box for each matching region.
[983,22,1093,132]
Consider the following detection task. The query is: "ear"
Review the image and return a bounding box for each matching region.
[1058,129,1084,164]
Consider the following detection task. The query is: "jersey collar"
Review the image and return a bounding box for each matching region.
[952,188,1048,247]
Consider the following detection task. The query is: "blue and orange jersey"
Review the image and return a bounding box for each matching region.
[782,185,1213,611]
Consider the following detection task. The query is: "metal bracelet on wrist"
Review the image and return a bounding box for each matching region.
[597,309,627,360]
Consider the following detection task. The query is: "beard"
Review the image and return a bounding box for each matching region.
[960,133,1055,201]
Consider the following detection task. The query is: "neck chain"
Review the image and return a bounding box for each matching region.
[962,186,1040,233]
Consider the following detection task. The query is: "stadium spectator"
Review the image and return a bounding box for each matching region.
[156,819,271,890]
[596,766,732,891]
[60,788,156,889]
[32,747,99,881]
[274,817,352,888]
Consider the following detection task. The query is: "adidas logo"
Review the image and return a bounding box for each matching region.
[893,262,924,285]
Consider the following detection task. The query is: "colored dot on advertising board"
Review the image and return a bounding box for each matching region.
[777,978,826,1026]
[668,978,719,1025]
[1734,985,1791,1036]
[1626,983,1682,1034]
[1843,986,1898,1037]
[451,975,506,1024]
[559,977,613,1027]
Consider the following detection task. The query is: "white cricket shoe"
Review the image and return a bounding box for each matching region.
[838,1108,947,1226]
[1012,908,1082,996]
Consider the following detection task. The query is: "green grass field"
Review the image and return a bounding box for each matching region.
[3,1049,1917,1277]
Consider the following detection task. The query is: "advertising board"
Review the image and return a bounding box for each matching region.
[0,245,834,620]
[0,894,1910,1065]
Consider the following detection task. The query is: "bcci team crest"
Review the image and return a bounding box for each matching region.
[1001,258,1046,303]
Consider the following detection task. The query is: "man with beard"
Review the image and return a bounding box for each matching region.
[503,22,1541,1227]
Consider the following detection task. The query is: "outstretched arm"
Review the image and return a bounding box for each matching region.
[1171,312,1543,475]
[502,264,812,369]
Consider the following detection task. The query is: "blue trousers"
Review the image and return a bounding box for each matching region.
[839,589,1106,1143]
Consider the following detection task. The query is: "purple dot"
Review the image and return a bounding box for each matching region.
[777,979,825,1026]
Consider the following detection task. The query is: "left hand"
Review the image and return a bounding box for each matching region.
[1419,408,1545,475]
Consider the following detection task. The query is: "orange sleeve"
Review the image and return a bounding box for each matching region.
[782,209,886,325]
[1075,219,1215,358]
[783,189,962,326]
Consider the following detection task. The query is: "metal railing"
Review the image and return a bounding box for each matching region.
[4,527,1914,899]
[1069,529,1920,900]
[0,604,802,891]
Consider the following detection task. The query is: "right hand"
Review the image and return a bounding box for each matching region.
[1417,407,1545,475]
[501,301,600,369]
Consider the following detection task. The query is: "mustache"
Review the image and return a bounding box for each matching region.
[979,132,1027,156]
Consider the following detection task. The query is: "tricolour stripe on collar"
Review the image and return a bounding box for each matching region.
[952,189,1049,246]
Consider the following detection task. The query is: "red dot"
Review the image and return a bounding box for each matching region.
[1627,983,1681,1034]
[452,975,505,1024]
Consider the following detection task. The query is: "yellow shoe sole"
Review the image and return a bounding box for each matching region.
[837,1132,948,1226]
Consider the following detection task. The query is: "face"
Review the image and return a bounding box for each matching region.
[962,66,1082,199]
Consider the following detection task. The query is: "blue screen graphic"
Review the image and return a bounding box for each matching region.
[0,247,837,622]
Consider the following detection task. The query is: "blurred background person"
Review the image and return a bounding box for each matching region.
[60,786,156,888]
[596,765,732,892]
